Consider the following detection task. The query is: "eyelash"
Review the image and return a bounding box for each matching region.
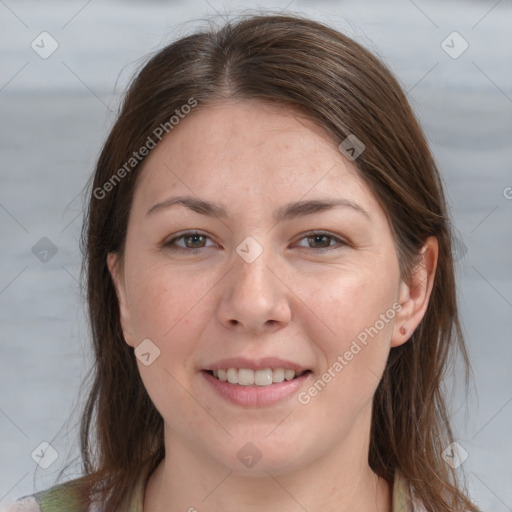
[163,230,347,253]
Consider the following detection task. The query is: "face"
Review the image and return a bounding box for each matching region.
[108,99,428,476]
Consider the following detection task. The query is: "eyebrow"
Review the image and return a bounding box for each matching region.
[145,195,371,222]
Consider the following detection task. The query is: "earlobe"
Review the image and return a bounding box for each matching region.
[391,236,439,347]
[106,252,136,348]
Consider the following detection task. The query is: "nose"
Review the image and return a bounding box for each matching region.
[216,247,292,335]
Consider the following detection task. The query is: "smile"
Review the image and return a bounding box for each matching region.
[206,367,310,387]
[201,369,312,407]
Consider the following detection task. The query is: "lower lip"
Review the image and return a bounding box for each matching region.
[201,370,311,407]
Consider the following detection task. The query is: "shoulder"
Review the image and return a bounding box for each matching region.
[0,497,41,512]
[1,478,92,512]
[392,469,428,512]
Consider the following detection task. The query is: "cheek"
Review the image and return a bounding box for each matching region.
[125,264,213,421]
[126,261,211,339]
[125,261,223,393]
[297,264,396,396]
[300,264,396,343]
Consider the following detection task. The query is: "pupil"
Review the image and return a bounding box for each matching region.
[310,235,329,248]
[186,235,204,248]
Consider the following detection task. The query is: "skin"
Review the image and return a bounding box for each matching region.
[108,99,438,512]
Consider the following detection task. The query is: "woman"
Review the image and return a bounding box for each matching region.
[5,13,480,512]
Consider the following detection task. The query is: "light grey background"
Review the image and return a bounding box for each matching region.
[1,0,511,510]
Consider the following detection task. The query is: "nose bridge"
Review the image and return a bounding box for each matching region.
[232,238,275,299]
[217,237,291,331]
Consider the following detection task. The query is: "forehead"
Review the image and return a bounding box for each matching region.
[132,99,379,217]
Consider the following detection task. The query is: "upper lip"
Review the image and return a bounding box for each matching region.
[203,357,310,373]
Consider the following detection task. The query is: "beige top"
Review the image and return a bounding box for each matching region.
[2,469,419,511]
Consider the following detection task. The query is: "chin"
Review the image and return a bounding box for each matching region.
[209,439,312,477]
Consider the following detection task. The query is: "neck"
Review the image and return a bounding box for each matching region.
[143,418,392,512]
[146,460,391,512]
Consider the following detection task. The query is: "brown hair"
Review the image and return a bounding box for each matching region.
[76,13,479,511]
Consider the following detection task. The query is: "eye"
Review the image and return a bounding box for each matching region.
[294,231,347,250]
[164,231,217,251]
[163,230,347,253]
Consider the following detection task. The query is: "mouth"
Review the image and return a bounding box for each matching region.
[203,368,312,387]
[200,357,313,406]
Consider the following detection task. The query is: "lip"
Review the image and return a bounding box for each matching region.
[201,370,312,407]
[203,357,309,373]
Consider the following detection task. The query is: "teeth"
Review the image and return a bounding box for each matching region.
[210,368,306,386]
[238,368,254,386]
[284,369,295,381]
[255,369,272,386]
[272,368,285,382]
[227,368,238,384]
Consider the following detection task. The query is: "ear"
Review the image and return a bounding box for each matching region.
[391,236,439,348]
[107,252,136,348]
